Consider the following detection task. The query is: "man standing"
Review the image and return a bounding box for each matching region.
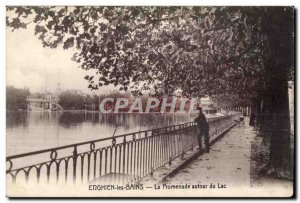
[194,107,210,153]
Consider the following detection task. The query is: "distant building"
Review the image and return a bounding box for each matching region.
[27,92,63,111]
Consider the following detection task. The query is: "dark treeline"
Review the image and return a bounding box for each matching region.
[58,89,131,110]
[6,86,30,110]
[6,86,132,111]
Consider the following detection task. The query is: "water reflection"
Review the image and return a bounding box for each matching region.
[7,111,194,156]
[59,112,86,128]
[6,111,29,128]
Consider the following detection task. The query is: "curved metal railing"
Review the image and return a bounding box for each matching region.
[6,113,241,185]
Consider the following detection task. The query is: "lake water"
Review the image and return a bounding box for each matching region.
[6,111,196,156]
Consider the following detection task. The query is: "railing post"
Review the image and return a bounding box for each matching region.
[72,146,78,184]
[168,156,172,166]
[122,136,126,174]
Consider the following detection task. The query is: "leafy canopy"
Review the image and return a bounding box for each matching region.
[7,6,292,104]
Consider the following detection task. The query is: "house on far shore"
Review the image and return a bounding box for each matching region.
[27,93,63,111]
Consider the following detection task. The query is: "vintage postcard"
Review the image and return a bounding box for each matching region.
[6,6,295,198]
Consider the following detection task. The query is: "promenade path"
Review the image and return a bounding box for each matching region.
[164,118,293,197]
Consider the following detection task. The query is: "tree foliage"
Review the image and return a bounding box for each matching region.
[7,6,277,100]
[6,86,31,110]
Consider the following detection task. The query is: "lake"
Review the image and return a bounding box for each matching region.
[6,111,196,156]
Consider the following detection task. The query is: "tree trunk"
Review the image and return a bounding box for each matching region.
[255,97,263,131]
[261,94,273,145]
[263,74,291,179]
[259,7,294,180]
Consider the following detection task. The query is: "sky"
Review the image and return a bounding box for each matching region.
[6,24,113,94]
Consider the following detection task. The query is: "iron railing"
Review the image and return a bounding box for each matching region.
[6,113,241,185]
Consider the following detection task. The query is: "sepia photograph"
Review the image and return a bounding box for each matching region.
[5,5,295,198]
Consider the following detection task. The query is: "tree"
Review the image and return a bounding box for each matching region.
[7,6,294,179]
[6,86,31,110]
[58,90,85,110]
[256,7,294,179]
